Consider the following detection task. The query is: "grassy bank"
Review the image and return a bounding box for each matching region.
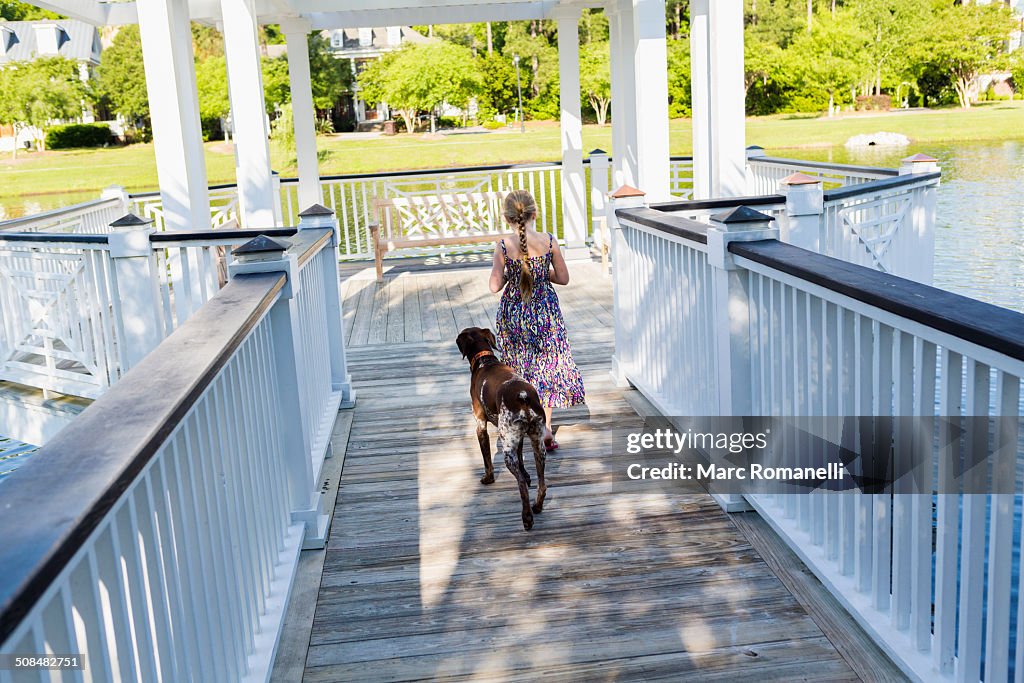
[1,100,1022,215]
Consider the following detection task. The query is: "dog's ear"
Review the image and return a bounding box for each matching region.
[483,328,497,350]
[456,331,470,359]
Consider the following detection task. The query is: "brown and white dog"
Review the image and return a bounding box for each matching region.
[456,327,547,530]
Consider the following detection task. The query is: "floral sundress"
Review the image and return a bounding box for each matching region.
[496,235,586,408]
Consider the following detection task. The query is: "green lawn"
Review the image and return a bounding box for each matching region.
[2,100,1022,215]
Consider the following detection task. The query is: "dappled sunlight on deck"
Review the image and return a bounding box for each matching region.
[303,260,861,681]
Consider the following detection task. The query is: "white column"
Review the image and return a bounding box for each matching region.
[690,0,712,199]
[691,0,747,199]
[632,0,671,200]
[780,172,824,252]
[607,1,638,188]
[281,18,322,211]
[554,8,588,254]
[136,0,210,232]
[710,0,746,196]
[221,0,275,227]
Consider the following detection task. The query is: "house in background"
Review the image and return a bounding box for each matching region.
[0,20,103,150]
[328,26,432,128]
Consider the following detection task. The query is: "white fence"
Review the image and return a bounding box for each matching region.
[0,196,126,235]
[747,154,898,194]
[610,202,1024,683]
[0,220,351,681]
[656,161,940,284]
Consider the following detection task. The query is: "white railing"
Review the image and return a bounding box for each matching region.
[131,185,240,234]
[609,202,1024,683]
[0,220,352,681]
[0,196,126,235]
[0,235,128,398]
[747,154,898,194]
[819,174,937,283]
[655,164,940,284]
[669,156,694,199]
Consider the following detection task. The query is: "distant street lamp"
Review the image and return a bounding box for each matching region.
[512,53,525,134]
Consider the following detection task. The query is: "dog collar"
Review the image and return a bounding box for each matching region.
[471,350,495,366]
[471,350,495,368]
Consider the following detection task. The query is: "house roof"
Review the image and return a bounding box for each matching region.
[0,20,101,66]
[330,26,432,54]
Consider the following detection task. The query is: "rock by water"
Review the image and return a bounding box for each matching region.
[845,132,911,148]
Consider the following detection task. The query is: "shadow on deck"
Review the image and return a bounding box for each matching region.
[288,258,902,682]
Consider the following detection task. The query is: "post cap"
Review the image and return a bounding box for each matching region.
[588,148,607,156]
[232,234,291,262]
[609,185,645,199]
[710,205,773,225]
[298,203,335,218]
[901,153,938,163]
[781,172,821,186]
[746,145,765,151]
[109,213,153,229]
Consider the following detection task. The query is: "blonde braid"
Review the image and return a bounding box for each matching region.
[503,190,538,302]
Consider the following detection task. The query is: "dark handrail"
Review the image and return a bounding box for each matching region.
[823,171,940,202]
[0,232,109,245]
[149,227,297,243]
[614,207,710,245]
[651,194,784,213]
[0,271,286,644]
[290,228,334,268]
[753,155,900,178]
[729,239,1024,363]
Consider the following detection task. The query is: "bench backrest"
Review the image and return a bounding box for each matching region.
[374,191,509,243]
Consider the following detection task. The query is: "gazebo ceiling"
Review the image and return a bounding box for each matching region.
[33,0,598,28]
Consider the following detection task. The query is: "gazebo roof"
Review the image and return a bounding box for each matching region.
[29,0,587,28]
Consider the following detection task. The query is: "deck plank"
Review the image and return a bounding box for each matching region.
[315,260,888,683]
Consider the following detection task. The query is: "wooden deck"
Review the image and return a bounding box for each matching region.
[301,259,898,682]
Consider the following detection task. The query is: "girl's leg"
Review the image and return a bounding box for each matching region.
[543,406,557,447]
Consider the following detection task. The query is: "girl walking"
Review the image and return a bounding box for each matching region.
[488,190,585,449]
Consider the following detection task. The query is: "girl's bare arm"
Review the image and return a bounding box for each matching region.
[489,241,507,293]
[549,241,570,285]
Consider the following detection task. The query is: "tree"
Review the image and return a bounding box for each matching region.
[360,42,481,133]
[94,25,150,131]
[502,21,559,117]
[849,0,929,96]
[579,41,611,124]
[0,57,85,154]
[786,11,865,114]
[195,56,231,122]
[666,38,691,118]
[917,1,1017,109]
[0,0,61,20]
[475,52,517,120]
[1010,50,1024,101]
[308,34,353,112]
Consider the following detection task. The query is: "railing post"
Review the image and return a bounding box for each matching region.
[780,172,824,253]
[298,204,355,409]
[108,213,163,368]
[101,185,130,214]
[606,185,646,387]
[228,235,329,549]
[744,145,767,195]
[899,153,939,285]
[271,171,284,226]
[588,149,610,254]
[706,206,778,512]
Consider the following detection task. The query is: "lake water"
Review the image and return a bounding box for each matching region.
[790,140,1024,313]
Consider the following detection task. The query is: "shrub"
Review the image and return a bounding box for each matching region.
[45,123,113,149]
[854,94,892,111]
[482,120,504,130]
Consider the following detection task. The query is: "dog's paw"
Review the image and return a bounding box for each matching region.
[531,501,544,514]
[521,508,534,530]
[480,472,495,485]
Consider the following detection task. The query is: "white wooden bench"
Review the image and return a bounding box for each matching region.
[369,191,511,281]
